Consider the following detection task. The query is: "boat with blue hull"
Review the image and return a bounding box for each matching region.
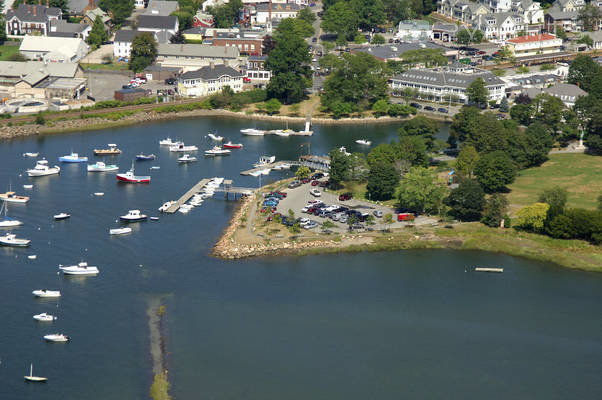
[59,152,88,163]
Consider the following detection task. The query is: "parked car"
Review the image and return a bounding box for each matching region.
[351,223,365,230]
[373,210,383,218]
[288,180,302,188]
[312,37,317,43]
[311,180,320,186]
[410,102,422,109]
[339,192,353,201]
[301,178,311,184]
[165,78,176,85]
[339,215,348,224]
[424,105,436,111]
[397,213,415,221]
[310,189,321,197]
[477,50,486,55]
[311,172,324,180]
[437,107,448,113]
[303,221,318,229]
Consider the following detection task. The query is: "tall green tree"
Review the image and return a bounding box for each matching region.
[481,193,508,228]
[129,32,157,72]
[398,166,446,214]
[455,145,479,178]
[351,0,386,30]
[398,116,439,151]
[275,17,314,38]
[538,186,568,220]
[568,55,601,93]
[87,16,109,50]
[328,147,351,188]
[321,1,358,44]
[444,179,485,221]
[398,135,428,167]
[474,151,517,193]
[297,7,317,25]
[99,0,134,26]
[516,203,549,233]
[366,161,399,200]
[0,0,6,44]
[207,0,242,28]
[466,78,489,106]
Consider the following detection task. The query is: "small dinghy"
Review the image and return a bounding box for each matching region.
[33,313,57,322]
[53,212,71,220]
[32,289,61,298]
[150,166,161,170]
[136,154,156,161]
[150,217,159,221]
[59,262,99,275]
[43,333,69,342]
[24,364,47,383]
[110,227,132,235]
[28,255,37,260]
[23,152,39,158]
[355,139,372,146]
[93,192,104,196]
[23,184,33,189]
[208,132,223,141]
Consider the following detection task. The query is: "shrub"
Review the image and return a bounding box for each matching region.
[35,113,45,125]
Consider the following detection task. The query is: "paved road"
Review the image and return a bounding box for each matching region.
[307,3,326,93]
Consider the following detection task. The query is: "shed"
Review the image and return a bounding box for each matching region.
[143,65,181,81]
[114,88,147,102]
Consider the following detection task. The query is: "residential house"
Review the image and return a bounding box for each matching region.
[138,15,179,36]
[113,29,140,59]
[49,19,91,40]
[544,8,580,33]
[483,0,512,12]
[0,61,85,99]
[506,33,562,57]
[589,30,602,49]
[5,4,62,36]
[553,0,585,12]
[19,35,90,63]
[210,30,266,56]
[177,63,243,97]
[389,62,506,103]
[473,12,525,40]
[83,7,111,33]
[144,0,177,15]
[156,43,240,71]
[396,20,432,40]
[523,83,586,107]
[431,23,461,42]
[245,55,271,82]
[192,11,214,28]
[450,2,489,23]
[254,3,300,24]
[182,26,207,41]
[511,0,544,24]
[68,0,99,15]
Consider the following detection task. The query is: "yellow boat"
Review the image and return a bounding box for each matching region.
[93,144,122,155]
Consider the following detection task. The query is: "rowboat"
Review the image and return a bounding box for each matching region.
[110,227,132,235]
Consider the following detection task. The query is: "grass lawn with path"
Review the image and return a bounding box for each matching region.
[0,44,21,61]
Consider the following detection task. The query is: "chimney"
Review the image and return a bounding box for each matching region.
[33,6,37,16]
[210,62,215,69]
[39,0,41,5]
[88,0,95,9]
[47,0,49,7]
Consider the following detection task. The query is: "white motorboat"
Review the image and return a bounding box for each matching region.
[273,129,292,137]
[88,161,119,172]
[23,152,39,158]
[59,152,88,163]
[0,233,30,247]
[169,144,198,152]
[150,166,161,170]
[59,262,99,275]
[32,289,61,298]
[208,133,223,141]
[158,201,175,213]
[24,364,47,383]
[120,209,148,222]
[28,255,37,259]
[27,160,60,177]
[159,138,182,146]
[205,146,231,156]
[150,216,159,221]
[241,128,265,136]
[93,144,121,156]
[23,184,33,189]
[110,227,132,235]
[93,192,104,196]
[43,333,69,342]
[178,154,197,163]
[355,139,372,146]
[253,155,276,168]
[33,313,57,322]
[53,212,71,220]
[0,202,22,227]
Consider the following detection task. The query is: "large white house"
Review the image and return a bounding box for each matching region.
[396,20,432,40]
[19,35,89,63]
[473,12,525,40]
[254,3,300,24]
[137,15,179,36]
[113,30,139,59]
[506,33,563,57]
[177,63,243,97]
[156,43,240,71]
[512,0,544,24]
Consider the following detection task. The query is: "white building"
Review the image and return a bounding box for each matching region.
[137,15,179,36]
[19,35,89,63]
[156,43,240,71]
[178,63,243,97]
[396,20,432,40]
[512,0,544,24]
[484,0,512,12]
[246,55,271,82]
[473,12,525,40]
[254,3,300,24]
[113,29,140,59]
[505,33,563,57]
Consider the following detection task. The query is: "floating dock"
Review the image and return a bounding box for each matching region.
[240,159,329,176]
[164,178,210,214]
[474,267,504,273]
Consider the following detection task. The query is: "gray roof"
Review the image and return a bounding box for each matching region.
[50,19,89,34]
[145,0,178,16]
[545,82,587,97]
[114,29,140,43]
[180,64,243,80]
[398,20,431,30]
[586,31,602,42]
[138,15,178,30]
[182,26,205,35]
[248,55,267,61]
[157,43,239,58]
[85,8,110,24]
[477,12,523,27]
[391,67,505,89]
[256,3,300,12]
[432,22,465,33]
[0,61,81,83]
[354,42,448,60]
[68,0,98,14]
[155,30,172,44]
[6,4,61,23]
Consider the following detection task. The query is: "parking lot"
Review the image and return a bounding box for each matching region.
[85,70,178,101]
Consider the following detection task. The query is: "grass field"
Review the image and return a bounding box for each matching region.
[83,62,129,71]
[0,44,21,61]
[507,153,602,212]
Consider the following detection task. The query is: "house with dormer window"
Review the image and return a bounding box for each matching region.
[6,4,62,36]
[177,63,243,97]
[473,12,524,40]
[512,0,544,24]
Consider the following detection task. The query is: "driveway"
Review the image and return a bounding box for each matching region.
[81,44,114,64]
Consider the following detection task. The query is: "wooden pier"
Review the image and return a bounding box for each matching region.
[164,178,210,213]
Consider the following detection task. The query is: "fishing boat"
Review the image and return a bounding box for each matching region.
[223,141,243,149]
[0,182,29,203]
[53,212,70,220]
[205,146,231,156]
[241,128,265,136]
[120,209,148,222]
[158,201,175,212]
[0,233,30,247]
[208,133,223,141]
[43,334,69,342]
[178,154,197,163]
[59,152,88,163]
[169,143,198,152]
[93,144,121,155]
[87,161,118,172]
[110,227,132,235]
[136,154,156,160]
[23,152,39,158]
[116,163,151,183]
[159,138,182,146]
[253,155,276,168]
[32,289,61,298]
[0,202,22,227]
[24,364,47,383]
[60,262,99,275]
[33,313,57,322]
[27,160,60,177]
[355,139,372,146]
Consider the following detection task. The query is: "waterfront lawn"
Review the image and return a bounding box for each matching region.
[507,153,602,212]
[0,44,20,61]
[329,182,398,207]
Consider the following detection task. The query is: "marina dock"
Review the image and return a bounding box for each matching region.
[474,267,504,273]
[164,178,210,213]
[240,159,329,176]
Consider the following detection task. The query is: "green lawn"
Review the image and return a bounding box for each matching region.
[0,44,21,61]
[507,153,602,211]
[82,62,129,71]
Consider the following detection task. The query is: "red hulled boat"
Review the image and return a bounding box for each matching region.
[223,142,243,149]
[116,162,151,183]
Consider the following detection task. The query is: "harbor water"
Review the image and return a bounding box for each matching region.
[0,117,600,400]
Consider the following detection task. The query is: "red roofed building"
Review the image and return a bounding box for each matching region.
[506,33,563,57]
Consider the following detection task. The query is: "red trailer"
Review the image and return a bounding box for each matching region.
[397,213,415,221]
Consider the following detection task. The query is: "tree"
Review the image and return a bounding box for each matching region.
[207,0,243,28]
[577,34,593,49]
[129,32,157,72]
[466,78,489,106]
[264,98,282,115]
[598,194,602,212]
[388,103,415,117]
[398,135,428,167]
[366,161,399,201]
[383,213,394,230]
[398,115,439,151]
[510,103,534,126]
[499,97,509,113]
[516,203,550,233]
[538,186,568,220]
[474,151,517,193]
[455,145,479,179]
[295,165,311,179]
[533,93,564,136]
[444,179,485,221]
[371,99,389,116]
[568,55,601,93]
[321,1,359,44]
[367,143,399,167]
[297,7,316,25]
[328,147,351,187]
[351,0,386,30]
[398,167,446,214]
[456,29,471,46]
[449,106,481,146]
[275,17,315,39]
[371,34,385,44]
[169,30,186,44]
[87,15,108,49]
[578,4,602,32]
[481,193,508,228]
[0,0,7,43]
[171,11,193,30]
[555,27,567,40]
[383,0,411,25]
[263,35,277,55]
[99,0,134,26]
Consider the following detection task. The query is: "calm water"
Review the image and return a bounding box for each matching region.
[0,117,600,400]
